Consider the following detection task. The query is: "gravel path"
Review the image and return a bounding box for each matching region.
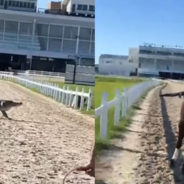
[136,81,184,184]
[0,81,94,184]
[96,81,184,184]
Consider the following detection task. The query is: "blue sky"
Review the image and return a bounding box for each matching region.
[96,0,184,63]
[37,0,53,9]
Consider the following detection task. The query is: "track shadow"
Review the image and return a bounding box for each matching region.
[160,85,184,183]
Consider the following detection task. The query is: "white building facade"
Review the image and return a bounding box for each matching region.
[129,44,184,79]
[99,54,132,76]
[62,0,95,17]
[0,5,94,72]
[0,0,37,12]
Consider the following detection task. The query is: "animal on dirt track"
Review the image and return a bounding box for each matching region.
[0,100,22,119]
[63,147,94,183]
[160,90,184,170]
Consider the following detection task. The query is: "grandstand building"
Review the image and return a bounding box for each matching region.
[0,0,95,72]
[129,44,184,79]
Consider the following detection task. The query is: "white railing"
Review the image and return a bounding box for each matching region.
[0,74,93,111]
[95,79,162,139]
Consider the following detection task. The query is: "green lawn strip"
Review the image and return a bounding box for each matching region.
[95,76,144,108]
[95,85,156,155]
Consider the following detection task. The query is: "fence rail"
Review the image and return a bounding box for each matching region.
[95,79,162,139]
[0,74,92,111]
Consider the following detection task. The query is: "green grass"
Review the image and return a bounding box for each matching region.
[95,76,146,154]
[95,76,144,108]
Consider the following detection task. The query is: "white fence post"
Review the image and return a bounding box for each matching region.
[74,87,79,109]
[87,88,92,111]
[80,88,85,110]
[114,89,121,125]
[0,74,92,111]
[100,93,108,139]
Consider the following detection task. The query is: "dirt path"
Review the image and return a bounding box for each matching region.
[96,81,184,184]
[0,81,94,184]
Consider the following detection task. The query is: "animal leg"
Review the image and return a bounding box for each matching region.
[171,102,184,166]
[1,111,11,120]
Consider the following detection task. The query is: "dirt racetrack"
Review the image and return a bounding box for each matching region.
[96,81,184,184]
[0,81,94,184]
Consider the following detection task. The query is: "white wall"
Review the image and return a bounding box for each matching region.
[66,0,94,14]
[99,56,133,76]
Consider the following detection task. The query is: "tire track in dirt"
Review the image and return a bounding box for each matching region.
[136,81,184,184]
[0,81,94,184]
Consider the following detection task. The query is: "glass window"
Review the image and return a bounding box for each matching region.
[0,0,4,6]
[63,40,76,53]
[83,5,87,10]
[0,20,4,33]
[79,28,91,40]
[20,2,23,7]
[31,3,34,8]
[78,41,90,54]
[91,29,95,41]
[19,22,33,35]
[35,24,49,36]
[49,25,63,38]
[64,26,78,39]
[90,42,94,55]
[77,4,82,10]
[38,37,48,50]
[72,4,75,12]
[89,5,95,11]
[48,38,61,51]
[5,21,18,34]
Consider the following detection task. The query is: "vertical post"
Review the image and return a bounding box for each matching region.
[122,88,127,117]
[114,90,120,125]
[87,88,92,111]
[62,86,66,104]
[100,93,108,139]
[74,87,79,109]
[80,88,85,110]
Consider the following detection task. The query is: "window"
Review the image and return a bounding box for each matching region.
[78,41,90,54]
[49,25,63,38]
[89,5,95,11]
[35,24,49,36]
[19,22,33,35]
[72,4,75,12]
[64,26,78,39]
[5,21,18,34]
[79,28,91,40]
[0,0,4,6]
[77,4,87,11]
[0,20,4,33]
[31,3,34,8]
[140,50,153,54]
[91,29,95,41]
[63,40,76,53]
[157,51,171,56]
[83,5,87,10]
[174,52,184,57]
[48,38,61,52]
[77,4,83,10]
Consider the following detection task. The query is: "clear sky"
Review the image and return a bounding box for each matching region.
[37,0,53,9]
[96,0,184,63]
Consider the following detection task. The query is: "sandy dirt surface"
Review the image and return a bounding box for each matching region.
[96,81,184,184]
[0,81,94,184]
